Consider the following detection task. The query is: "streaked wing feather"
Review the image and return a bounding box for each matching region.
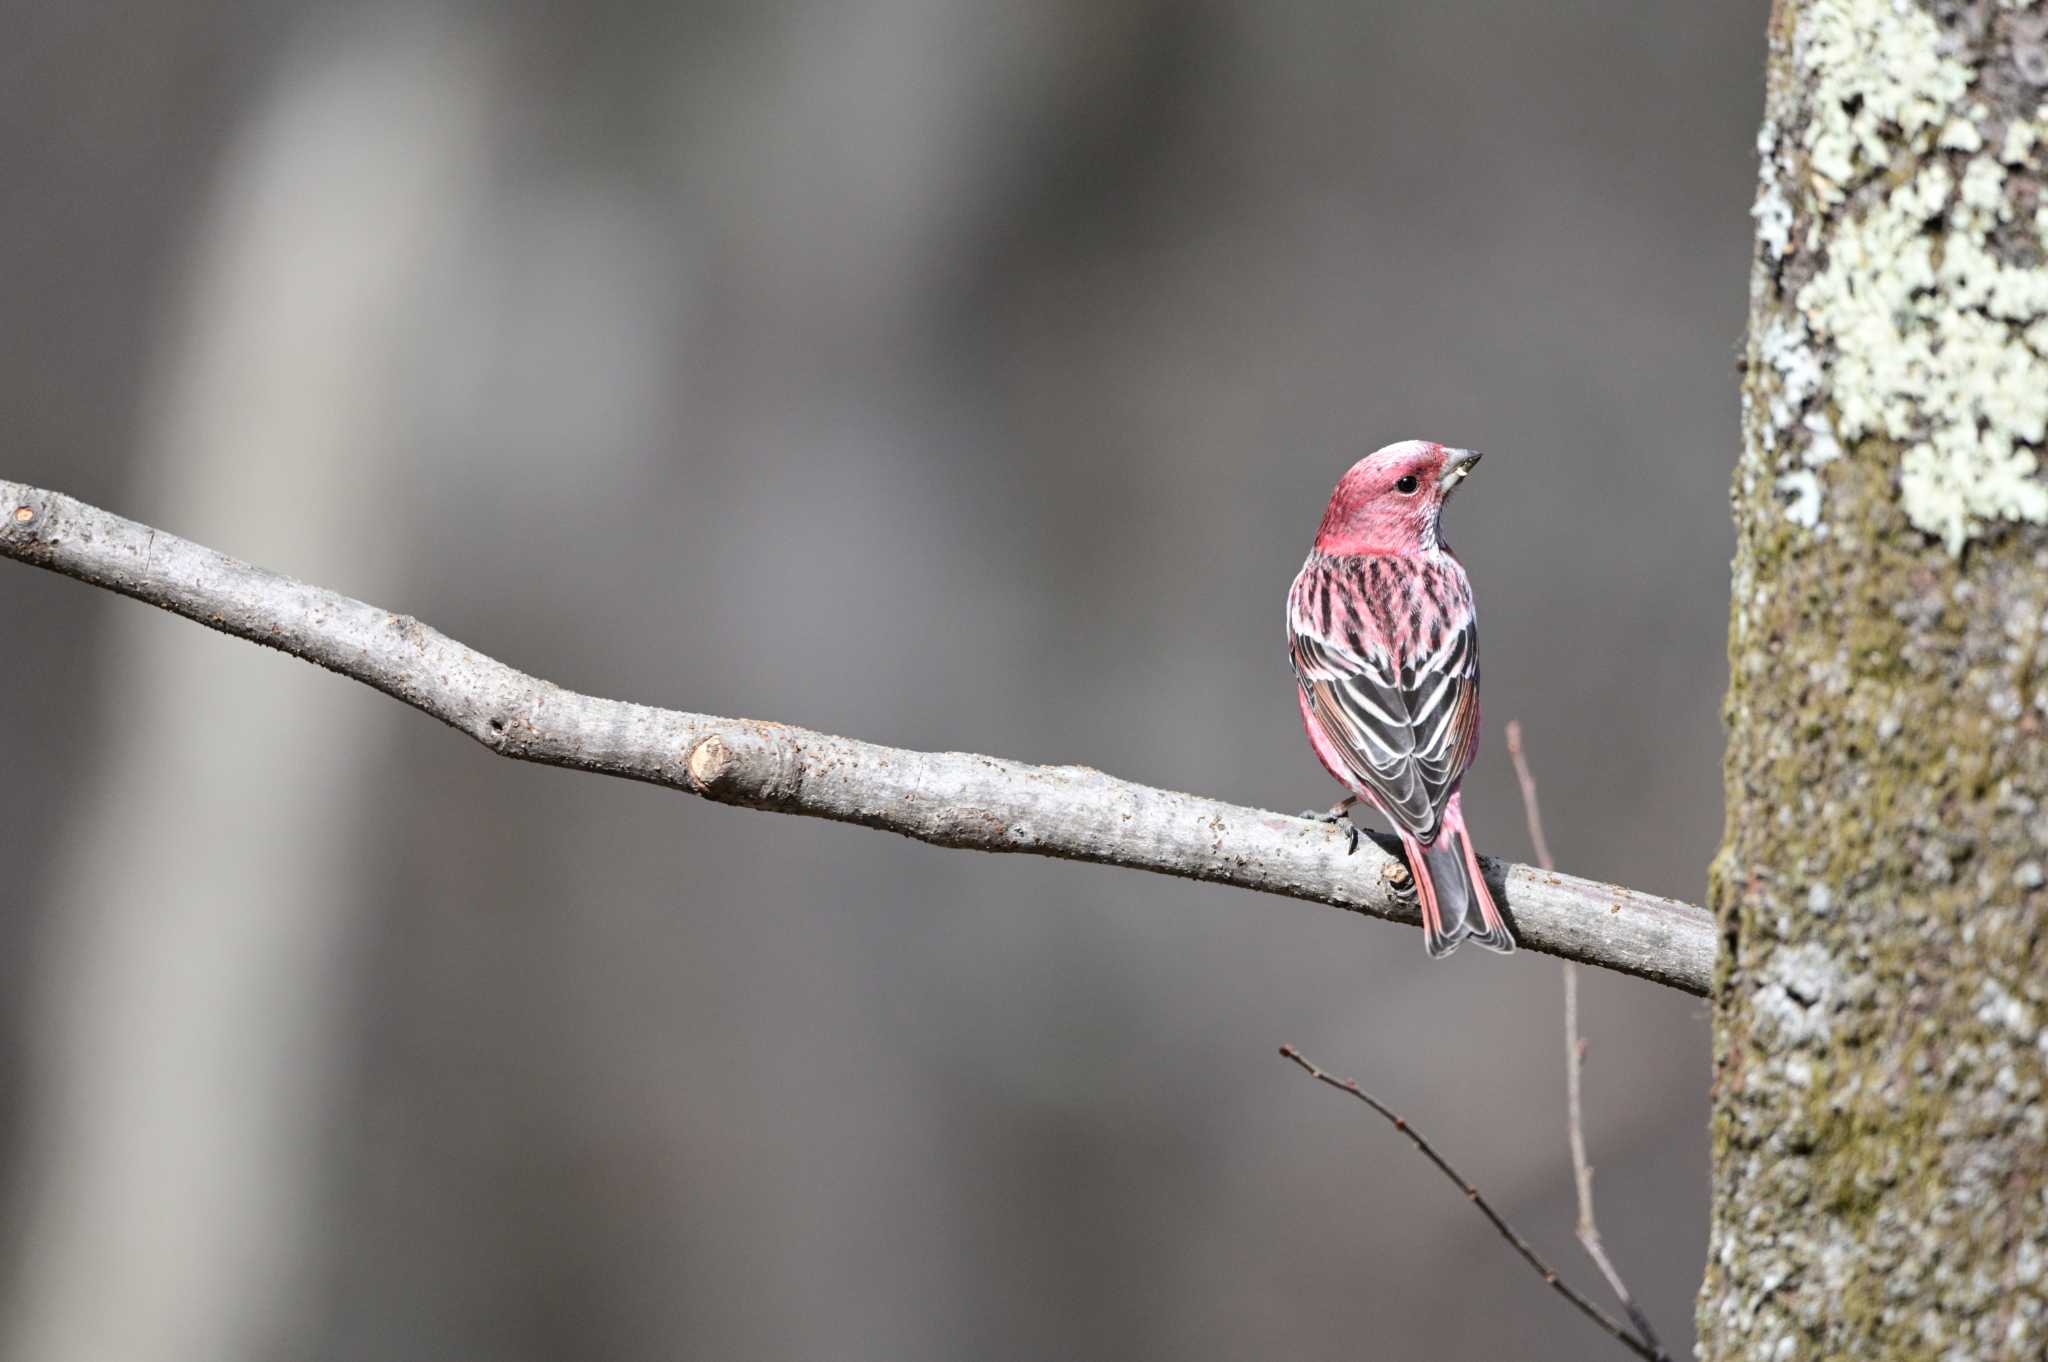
[1291,611,1479,842]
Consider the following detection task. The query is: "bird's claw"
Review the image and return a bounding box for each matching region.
[1299,802,1362,856]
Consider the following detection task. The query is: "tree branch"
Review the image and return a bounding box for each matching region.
[0,481,1713,995]
[1507,721,1671,1362]
[1277,1045,1665,1362]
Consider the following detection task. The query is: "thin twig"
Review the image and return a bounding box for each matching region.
[1505,721,1671,1362]
[1277,1045,1663,1362]
[1504,719,1555,871]
[0,479,1716,993]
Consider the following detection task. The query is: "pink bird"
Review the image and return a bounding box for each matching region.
[1288,440,1515,957]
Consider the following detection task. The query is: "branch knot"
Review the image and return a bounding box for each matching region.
[686,735,737,793]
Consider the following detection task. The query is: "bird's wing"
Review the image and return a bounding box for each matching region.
[1290,611,1479,843]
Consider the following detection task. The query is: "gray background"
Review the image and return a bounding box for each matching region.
[0,2,1759,1358]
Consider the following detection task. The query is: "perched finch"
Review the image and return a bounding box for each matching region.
[1287,440,1514,957]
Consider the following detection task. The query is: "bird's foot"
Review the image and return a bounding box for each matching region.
[1299,797,1361,855]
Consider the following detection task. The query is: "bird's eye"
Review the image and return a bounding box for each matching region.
[1395,474,1420,495]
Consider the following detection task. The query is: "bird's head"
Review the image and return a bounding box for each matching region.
[1312,440,1481,557]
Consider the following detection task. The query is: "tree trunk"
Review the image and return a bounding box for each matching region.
[1704,2,2048,1358]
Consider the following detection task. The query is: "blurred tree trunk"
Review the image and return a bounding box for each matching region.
[1703,3,2048,1358]
[3,18,501,1362]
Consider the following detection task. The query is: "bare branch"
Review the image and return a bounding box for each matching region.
[1505,721,1671,1362]
[1277,1045,1665,1362]
[1505,718,1556,872]
[0,481,1712,994]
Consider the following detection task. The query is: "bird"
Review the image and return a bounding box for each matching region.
[1286,440,1515,958]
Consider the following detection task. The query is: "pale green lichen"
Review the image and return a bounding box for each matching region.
[1940,116,1985,154]
[1796,0,1968,203]
[1786,1,2048,554]
[1753,177,1795,260]
[1779,468,1825,527]
[2002,116,2040,167]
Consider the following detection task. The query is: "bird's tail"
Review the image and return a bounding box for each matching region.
[1407,810,1515,958]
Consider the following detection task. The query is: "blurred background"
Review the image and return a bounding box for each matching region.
[0,2,1760,1358]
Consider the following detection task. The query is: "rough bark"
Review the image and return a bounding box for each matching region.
[0,479,1716,994]
[1704,3,2048,1358]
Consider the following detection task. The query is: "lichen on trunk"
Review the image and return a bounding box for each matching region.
[1705,2,2048,1358]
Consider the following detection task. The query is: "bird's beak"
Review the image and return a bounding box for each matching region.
[1440,447,1482,493]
